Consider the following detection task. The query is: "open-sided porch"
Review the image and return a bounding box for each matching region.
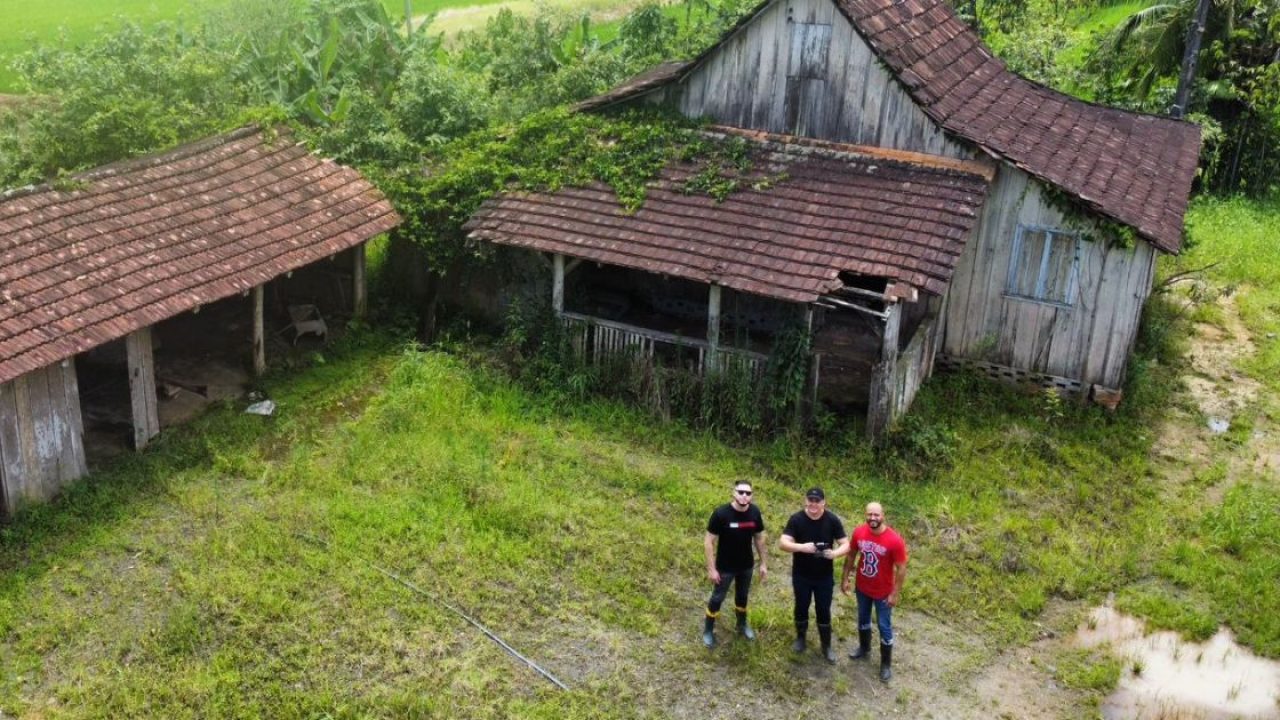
[465,128,994,438]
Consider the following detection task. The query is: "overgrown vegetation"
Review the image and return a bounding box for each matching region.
[500,298,815,436]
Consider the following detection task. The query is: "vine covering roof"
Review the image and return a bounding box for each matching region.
[465,129,993,302]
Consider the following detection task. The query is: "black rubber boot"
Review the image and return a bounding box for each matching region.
[791,623,807,653]
[818,624,836,663]
[879,643,893,682]
[849,629,872,660]
[702,615,716,648]
[735,609,756,641]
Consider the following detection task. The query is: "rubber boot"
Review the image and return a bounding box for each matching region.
[735,608,756,641]
[791,623,807,653]
[849,629,872,660]
[818,624,836,663]
[702,615,716,648]
[879,643,893,682]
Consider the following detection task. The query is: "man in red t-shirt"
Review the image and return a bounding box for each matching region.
[840,501,908,682]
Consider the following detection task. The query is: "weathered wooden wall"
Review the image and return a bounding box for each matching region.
[657,0,969,155]
[0,359,87,518]
[866,312,939,438]
[939,173,1156,390]
[638,0,1156,391]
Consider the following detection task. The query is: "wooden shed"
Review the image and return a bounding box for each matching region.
[0,126,400,518]
[467,0,1201,433]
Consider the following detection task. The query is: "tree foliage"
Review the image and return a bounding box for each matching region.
[1088,0,1280,193]
[0,22,253,187]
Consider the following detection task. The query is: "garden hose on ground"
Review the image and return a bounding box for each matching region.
[296,532,571,691]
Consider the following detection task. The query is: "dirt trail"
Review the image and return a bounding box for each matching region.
[1153,291,1279,487]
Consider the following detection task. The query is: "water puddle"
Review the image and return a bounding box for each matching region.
[1076,606,1280,719]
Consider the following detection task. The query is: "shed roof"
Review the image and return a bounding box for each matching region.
[0,126,400,386]
[464,129,992,303]
[576,0,1200,254]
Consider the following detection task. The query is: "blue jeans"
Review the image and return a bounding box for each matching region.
[856,589,894,645]
[792,574,834,629]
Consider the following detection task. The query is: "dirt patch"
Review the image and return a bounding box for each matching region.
[1184,293,1260,421]
[519,592,1098,719]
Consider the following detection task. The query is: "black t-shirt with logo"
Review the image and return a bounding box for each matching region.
[706,503,766,572]
[783,510,847,579]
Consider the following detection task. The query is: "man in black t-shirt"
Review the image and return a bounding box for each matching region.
[702,480,768,647]
[779,487,849,662]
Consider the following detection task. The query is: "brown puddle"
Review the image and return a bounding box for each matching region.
[1076,606,1280,719]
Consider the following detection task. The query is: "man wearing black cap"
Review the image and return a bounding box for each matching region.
[779,487,850,662]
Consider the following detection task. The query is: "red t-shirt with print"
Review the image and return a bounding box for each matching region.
[852,524,908,599]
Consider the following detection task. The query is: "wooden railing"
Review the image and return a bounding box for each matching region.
[561,312,767,377]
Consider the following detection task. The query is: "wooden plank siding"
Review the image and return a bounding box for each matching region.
[941,171,1156,389]
[674,0,969,158]
[0,360,88,517]
[630,0,1160,392]
[867,311,939,439]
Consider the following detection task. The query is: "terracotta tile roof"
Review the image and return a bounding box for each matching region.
[575,0,1200,254]
[0,126,400,386]
[465,129,992,303]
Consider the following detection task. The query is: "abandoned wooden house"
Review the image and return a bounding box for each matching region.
[464,0,1200,434]
[0,126,399,518]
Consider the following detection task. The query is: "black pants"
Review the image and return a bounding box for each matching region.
[792,574,834,628]
[707,567,754,614]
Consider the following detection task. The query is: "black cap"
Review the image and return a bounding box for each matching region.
[805,487,825,501]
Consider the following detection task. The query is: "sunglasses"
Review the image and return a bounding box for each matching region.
[734,489,753,496]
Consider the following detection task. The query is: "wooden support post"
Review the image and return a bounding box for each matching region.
[353,243,368,319]
[706,284,722,374]
[881,301,901,363]
[126,328,160,451]
[552,254,565,315]
[252,284,266,376]
[866,302,902,442]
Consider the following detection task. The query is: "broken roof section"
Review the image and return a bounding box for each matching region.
[465,128,993,303]
[0,126,400,386]
[576,0,1201,254]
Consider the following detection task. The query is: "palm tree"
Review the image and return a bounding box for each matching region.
[1096,0,1256,107]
